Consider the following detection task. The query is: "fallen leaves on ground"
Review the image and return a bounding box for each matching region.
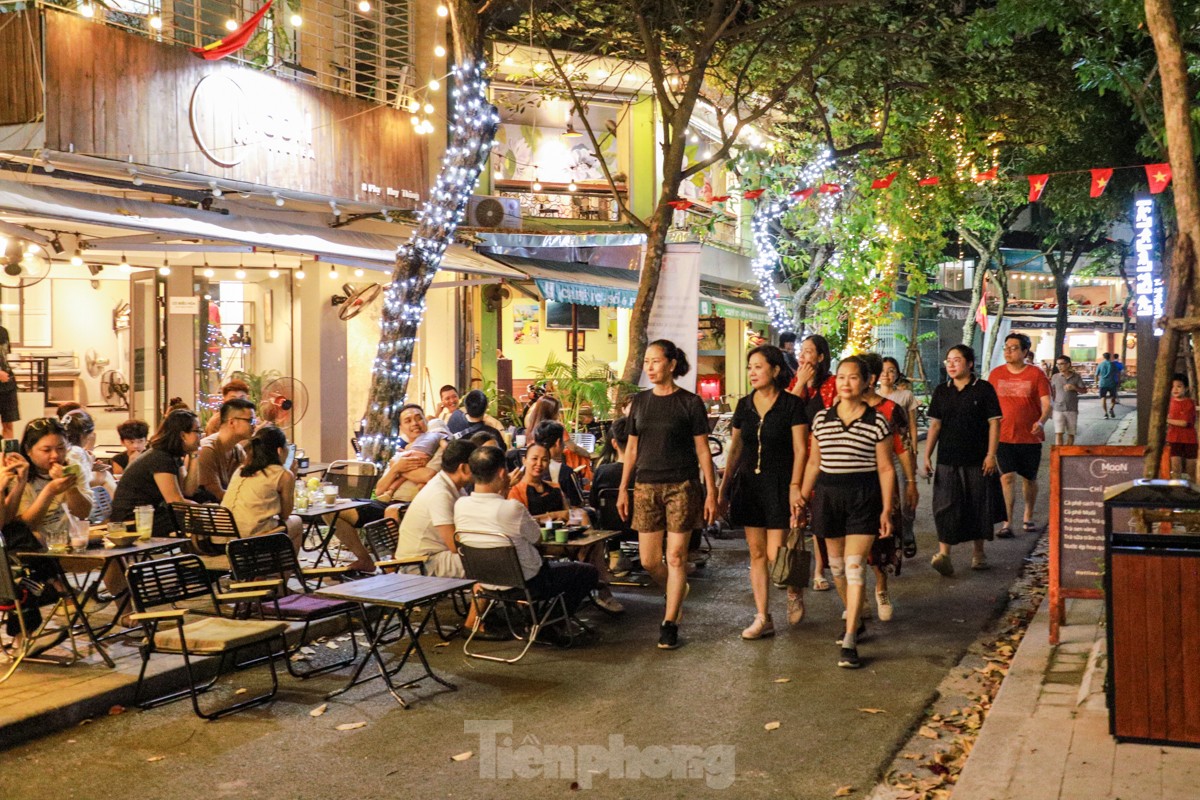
[147,755,166,763]
[857,708,886,714]
[108,705,125,715]
[834,786,854,797]
[451,751,474,762]
[764,721,781,731]
[325,641,340,650]
[309,704,327,717]
[918,726,939,740]
[234,688,247,695]
[434,642,450,648]
[335,722,367,731]
[773,677,791,683]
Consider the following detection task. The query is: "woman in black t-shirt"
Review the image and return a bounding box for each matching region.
[719,345,809,640]
[110,410,202,537]
[618,340,718,650]
[922,344,1005,576]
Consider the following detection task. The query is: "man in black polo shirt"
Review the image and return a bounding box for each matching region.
[923,344,1006,575]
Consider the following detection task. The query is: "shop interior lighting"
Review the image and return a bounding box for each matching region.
[295,269,306,280]
[290,14,302,26]
[357,1,371,12]
[225,19,238,31]
[354,268,365,278]
[159,264,171,276]
[562,124,583,139]
[429,79,441,91]
[149,15,162,30]
[118,254,131,271]
[423,103,435,115]
[407,99,421,113]
[80,4,95,18]
[435,45,446,58]
[70,248,84,267]
[568,181,578,192]
[269,268,280,278]
[328,267,339,280]
[436,4,448,16]
[235,269,246,279]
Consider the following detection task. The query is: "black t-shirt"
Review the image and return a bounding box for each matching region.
[928,377,1004,467]
[627,388,709,484]
[731,390,809,475]
[110,447,182,535]
[525,482,567,517]
[589,461,625,508]
[112,452,130,470]
[450,419,505,449]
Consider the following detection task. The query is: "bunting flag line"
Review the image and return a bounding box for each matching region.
[974,167,998,183]
[975,281,989,332]
[817,183,842,194]
[190,0,274,60]
[1089,168,1113,198]
[709,194,731,202]
[1028,174,1048,203]
[918,176,940,186]
[1145,163,1172,194]
[667,199,694,211]
[743,188,766,199]
[871,171,898,190]
[790,188,815,200]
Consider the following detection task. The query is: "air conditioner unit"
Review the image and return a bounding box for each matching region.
[466,195,522,230]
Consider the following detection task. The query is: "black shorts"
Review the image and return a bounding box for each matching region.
[996,442,1042,481]
[1168,442,1198,461]
[0,389,17,424]
[1098,386,1117,398]
[810,473,882,539]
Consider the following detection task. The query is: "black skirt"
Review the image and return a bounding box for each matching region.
[932,463,1007,545]
[729,466,793,529]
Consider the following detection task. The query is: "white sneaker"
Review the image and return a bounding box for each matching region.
[741,613,775,640]
[875,590,894,622]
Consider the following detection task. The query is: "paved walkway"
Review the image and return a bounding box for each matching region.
[952,403,1200,800]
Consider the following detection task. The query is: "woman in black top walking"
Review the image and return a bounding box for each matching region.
[923,344,1005,576]
[618,340,719,650]
[799,356,895,669]
[719,345,809,639]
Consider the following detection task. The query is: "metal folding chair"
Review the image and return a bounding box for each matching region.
[0,534,75,682]
[126,553,289,720]
[359,518,466,641]
[325,460,380,501]
[455,531,572,663]
[169,502,242,574]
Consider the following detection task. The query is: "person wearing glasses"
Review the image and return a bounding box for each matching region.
[110,409,202,538]
[924,345,1005,576]
[189,398,256,504]
[988,333,1051,538]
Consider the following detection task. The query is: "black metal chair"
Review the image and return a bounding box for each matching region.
[325,460,380,500]
[226,533,359,678]
[0,534,74,681]
[169,503,242,573]
[595,487,649,587]
[125,553,289,720]
[359,518,466,641]
[455,531,572,663]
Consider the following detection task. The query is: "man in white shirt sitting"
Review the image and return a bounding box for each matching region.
[394,439,477,577]
[454,445,598,642]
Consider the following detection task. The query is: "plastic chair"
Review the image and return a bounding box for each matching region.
[455,531,572,663]
[226,533,359,678]
[125,553,289,719]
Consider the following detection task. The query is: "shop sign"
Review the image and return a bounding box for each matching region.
[189,73,317,168]
[534,278,637,309]
[168,296,201,315]
[1133,197,1163,336]
[714,301,768,323]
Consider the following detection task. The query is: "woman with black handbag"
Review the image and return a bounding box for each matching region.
[719,345,809,639]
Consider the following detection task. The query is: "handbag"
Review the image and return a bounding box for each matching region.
[770,524,811,589]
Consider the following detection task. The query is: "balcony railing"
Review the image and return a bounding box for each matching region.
[43,0,413,106]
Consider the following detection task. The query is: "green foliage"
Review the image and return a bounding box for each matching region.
[530,355,636,429]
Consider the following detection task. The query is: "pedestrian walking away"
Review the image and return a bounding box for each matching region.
[1097,352,1120,418]
[788,333,838,591]
[1050,355,1087,446]
[798,356,895,669]
[924,344,1006,576]
[989,333,1050,537]
[718,344,809,640]
[617,340,719,650]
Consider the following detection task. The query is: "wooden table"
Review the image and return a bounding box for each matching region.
[296,498,372,568]
[17,537,186,667]
[315,572,474,706]
[536,527,623,556]
[296,462,329,477]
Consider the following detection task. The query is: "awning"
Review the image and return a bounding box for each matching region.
[486,253,640,308]
[700,293,768,323]
[0,178,523,279]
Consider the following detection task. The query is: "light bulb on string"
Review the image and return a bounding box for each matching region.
[70,248,83,267]
[407,99,420,113]
[423,103,435,115]
[235,269,246,280]
[225,19,238,31]
[80,4,94,18]
[329,267,339,280]
[118,254,131,271]
[295,269,306,280]
[357,0,371,12]
[568,181,578,192]
[269,268,279,278]
[428,79,440,91]
[434,45,446,58]
[354,268,365,278]
[159,264,171,276]
[436,4,448,16]
[290,14,302,26]
[149,16,162,30]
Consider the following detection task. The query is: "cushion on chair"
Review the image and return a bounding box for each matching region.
[269,594,356,618]
[153,616,288,654]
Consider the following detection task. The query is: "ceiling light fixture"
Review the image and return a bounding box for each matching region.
[436,4,448,17]
[295,269,306,280]
[562,124,583,139]
[149,15,162,30]
[70,248,84,267]
[290,14,302,26]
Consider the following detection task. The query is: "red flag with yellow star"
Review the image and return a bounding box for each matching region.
[871,172,898,190]
[1089,168,1113,198]
[743,188,765,200]
[974,167,998,183]
[1145,163,1172,194]
[790,188,814,201]
[190,1,274,60]
[918,176,940,186]
[1028,174,1049,203]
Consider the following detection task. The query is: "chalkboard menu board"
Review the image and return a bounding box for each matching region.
[1057,453,1144,591]
[1049,445,1145,644]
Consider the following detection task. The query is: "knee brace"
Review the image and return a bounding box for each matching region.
[828,556,845,578]
[845,554,866,587]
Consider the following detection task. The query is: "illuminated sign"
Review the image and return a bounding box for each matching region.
[1133,197,1164,336]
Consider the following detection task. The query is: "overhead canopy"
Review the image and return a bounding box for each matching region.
[486,253,640,308]
[700,293,768,323]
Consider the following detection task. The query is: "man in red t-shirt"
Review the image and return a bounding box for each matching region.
[988,333,1051,538]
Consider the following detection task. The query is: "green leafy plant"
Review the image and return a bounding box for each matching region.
[531,355,637,430]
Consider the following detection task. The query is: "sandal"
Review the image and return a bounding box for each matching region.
[1023,521,1039,533]
[996,527,1014,539]
[811,575,831,592]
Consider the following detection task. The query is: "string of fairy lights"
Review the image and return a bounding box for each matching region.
[358,58,501,459]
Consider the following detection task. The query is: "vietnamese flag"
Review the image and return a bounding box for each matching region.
[709,194,730,203]
[667,199,694,210]
[974,167,998,183]
[817,183,842,194]
[871,171,898,190]
[790,188,815,200]
[1089,168,1114,198]
[1028,174,1049,203]
[918,176,940,186]
[1145,163,1172,194]
[974,281,989,333]
[743,188,766,199]
[191,1,274,60]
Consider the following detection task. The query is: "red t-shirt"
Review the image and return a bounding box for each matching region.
[1167,397,1197,444]
[988,364,1051,444]
[872,397,907,456]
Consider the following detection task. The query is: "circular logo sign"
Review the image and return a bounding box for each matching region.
[189,74,251,168]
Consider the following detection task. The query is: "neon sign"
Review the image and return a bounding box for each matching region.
[1133,197,1164,336]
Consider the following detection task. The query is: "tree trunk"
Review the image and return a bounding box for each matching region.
[962,253,988,349]
[1143,0,1200,477]
[792,245,830,330]
[981,270,1009,374]
[359,2,498,464]
[1053,275,1070,362]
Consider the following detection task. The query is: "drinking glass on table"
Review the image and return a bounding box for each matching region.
[322,483,339,505]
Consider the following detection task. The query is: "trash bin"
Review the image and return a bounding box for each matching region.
[1104,479,1200,747]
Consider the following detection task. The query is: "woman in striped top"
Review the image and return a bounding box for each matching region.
[799,356,896,669]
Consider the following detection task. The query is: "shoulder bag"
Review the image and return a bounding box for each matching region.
[770,524,811,589]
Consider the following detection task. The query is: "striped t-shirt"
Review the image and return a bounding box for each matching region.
[812,403,892,474]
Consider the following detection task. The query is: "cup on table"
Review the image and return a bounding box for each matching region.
[68,518,89,552]
[542,523,554,542]
[107,520,127,538]
[322,483,339,505]
[554,527,570,544]
[45,526,69,553]
[134,504,154,540]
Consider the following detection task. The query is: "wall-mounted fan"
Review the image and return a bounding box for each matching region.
[331,282,382,321]
[100,369,130,410]
[85,348,110,377]
[482,284,512,312]
[261,377,310,427]
[0,237,51,289]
